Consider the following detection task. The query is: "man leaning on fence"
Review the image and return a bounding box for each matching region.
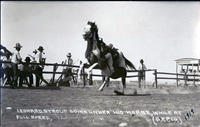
[138,59,147,88]
[19,57,33,87]
[35,46,46,87]
[60,53,74,86]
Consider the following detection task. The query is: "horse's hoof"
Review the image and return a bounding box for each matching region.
[98,88,103,91]
[114,90,124,95]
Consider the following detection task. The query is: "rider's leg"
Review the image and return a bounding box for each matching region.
[105,53,114,74]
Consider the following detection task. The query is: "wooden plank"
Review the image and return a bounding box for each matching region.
[157,71,200,77]
[157,77,200,81]
[126,69,156,72]
[157,72,180,75]
[126,75,139,78]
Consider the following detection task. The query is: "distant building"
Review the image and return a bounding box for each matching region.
[175,58,200,74]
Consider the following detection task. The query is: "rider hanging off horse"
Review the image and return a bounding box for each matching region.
[78,21,136,95]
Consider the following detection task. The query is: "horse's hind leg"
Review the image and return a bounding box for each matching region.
[102,76,110,87]
[98,76,109,91]
[102,76,105,83]
[121,77,126,94]
[106,77,110,87]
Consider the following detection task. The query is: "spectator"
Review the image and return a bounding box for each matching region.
[35,46,46,87]
[2,52,13,86]
[19,57,33,88]
[11,43,23,87]
[60,53,74,86]
[138,59,147,88]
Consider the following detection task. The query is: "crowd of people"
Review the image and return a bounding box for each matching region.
[0,43,47,88]
[0,43,77,88]
[0,41,147,88]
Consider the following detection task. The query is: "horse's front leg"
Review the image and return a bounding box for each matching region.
[87,63,98,72]
[86,63,98,80]
[98,76,109,91]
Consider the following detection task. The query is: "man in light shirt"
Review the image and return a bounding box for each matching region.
[35,46,46,87]
[67,53,73,66]
[11,43,23,87]
[2,53,13,86]
[138,59,147,88]
[60,53,74,86]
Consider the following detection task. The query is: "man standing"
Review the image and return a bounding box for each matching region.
[138,59,147,88]
[2,52,13,86]
[35,46,45,87]
[11,43,23,87]
[60,53,74,86]
[67,53,73,66]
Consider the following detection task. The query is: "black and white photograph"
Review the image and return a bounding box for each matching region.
[1,1,200,127]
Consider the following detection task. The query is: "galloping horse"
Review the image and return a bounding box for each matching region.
[78,21,136,94]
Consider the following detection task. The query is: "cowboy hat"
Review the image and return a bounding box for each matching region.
[33,49,38,54]
[67,53,72,57]
[140,59,144,63]
[25,57,31,62]
[38,46,44,51]
[14,43,22,48]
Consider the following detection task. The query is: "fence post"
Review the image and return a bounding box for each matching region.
[193,72,196,86]
[89,74,93,85]
[154,69,158,88]
[176,73,178,87]
[50,64,57,84]
[184,72,187,86]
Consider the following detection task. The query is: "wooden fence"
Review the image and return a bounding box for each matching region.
[2,61,199,88]
[155,71,200,87]
[1,61,156,87]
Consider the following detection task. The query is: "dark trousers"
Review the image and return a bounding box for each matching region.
[12,63,19,87]
[138,71,145,88]
[5,67,13,84]
[19,71,33,87]
[35,66,43,87]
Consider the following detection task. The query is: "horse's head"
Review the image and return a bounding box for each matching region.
[83,21,100,64]
[83,24,92,41]
[82,21,98,41]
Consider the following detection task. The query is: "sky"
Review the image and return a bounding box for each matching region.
[1,1,200,81]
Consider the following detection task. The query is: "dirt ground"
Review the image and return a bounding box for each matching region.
[1,81,200,127]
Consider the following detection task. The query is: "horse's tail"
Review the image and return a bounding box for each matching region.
[122,54,136,70]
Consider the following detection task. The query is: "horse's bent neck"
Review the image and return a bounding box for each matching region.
[86,32,100,58]
[92,31,98,49]
[85,37,93,58]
